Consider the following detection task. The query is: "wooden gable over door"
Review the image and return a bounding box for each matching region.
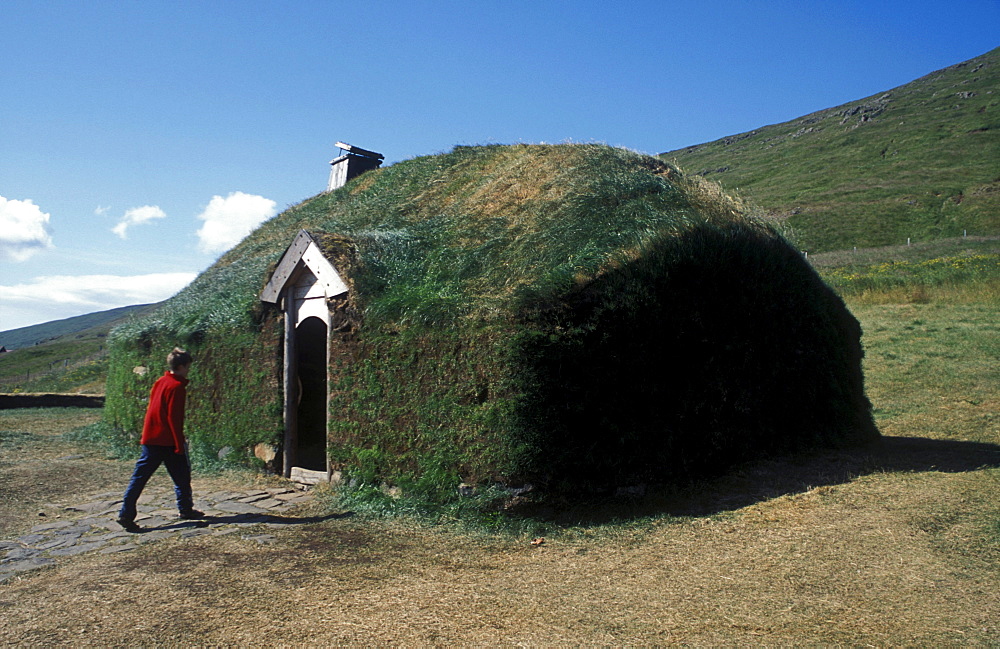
[261,229,349,322]
[261,230,349,480]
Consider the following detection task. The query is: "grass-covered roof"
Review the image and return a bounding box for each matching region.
[115,144,756,340]
[107,143,876,496]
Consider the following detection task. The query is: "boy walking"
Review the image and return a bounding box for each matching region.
[117,347,204,532]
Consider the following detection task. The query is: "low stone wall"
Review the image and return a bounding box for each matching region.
[0,393,105,409]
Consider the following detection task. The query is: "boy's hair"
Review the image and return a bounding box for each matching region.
[167,347,193,371]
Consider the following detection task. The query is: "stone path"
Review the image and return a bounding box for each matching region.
[1,485,317,585]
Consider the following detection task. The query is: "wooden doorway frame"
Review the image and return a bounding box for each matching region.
[261,230,349,480]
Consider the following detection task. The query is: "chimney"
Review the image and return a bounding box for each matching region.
[327,142,384,191]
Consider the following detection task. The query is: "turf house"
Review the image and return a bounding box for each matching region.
[104,144,878,499]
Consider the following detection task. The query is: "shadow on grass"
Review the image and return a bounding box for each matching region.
[517,436,1000,526]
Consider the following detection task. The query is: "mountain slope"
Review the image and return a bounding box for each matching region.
[0,304,156,351]
[0,304,159,393]
[660,47,1000,253]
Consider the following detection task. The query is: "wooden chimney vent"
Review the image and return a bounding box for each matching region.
[327,142,384,191]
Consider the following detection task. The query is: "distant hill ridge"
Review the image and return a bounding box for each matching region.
[0,304,155,351]
[660,46,1000,253]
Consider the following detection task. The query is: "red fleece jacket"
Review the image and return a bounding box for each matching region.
[140,371,188,453]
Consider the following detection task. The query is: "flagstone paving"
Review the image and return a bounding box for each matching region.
[0,485,317,584]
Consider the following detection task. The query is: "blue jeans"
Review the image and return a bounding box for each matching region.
[118,445,194,522]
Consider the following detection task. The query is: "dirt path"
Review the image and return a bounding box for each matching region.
[1,482,320,582]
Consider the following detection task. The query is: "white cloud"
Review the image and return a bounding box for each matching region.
[0,272,197,331]
[112,205,166,239]
[196,191,277,254]
[94,205,110,216]
[0,196,54,262]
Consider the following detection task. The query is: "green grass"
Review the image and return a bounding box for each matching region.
[808,235,998,266]
[661,47,1000,253]
[819,252,999,301]
[851,300,998,444]
[813,239,997,446]
[0,338,109,393]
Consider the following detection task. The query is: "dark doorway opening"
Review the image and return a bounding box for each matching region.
[295,316,328,472]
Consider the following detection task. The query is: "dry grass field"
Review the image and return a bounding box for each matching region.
[1,296,997,645]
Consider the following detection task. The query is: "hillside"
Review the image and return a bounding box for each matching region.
[0,303,158,393]
[660,46,1000,253]
[0,304,155,351]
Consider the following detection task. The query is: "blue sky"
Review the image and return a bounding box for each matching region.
[1,1,997,331]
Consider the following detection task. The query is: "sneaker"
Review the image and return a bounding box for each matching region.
[178,509,205,520]
[116,518,142,533]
